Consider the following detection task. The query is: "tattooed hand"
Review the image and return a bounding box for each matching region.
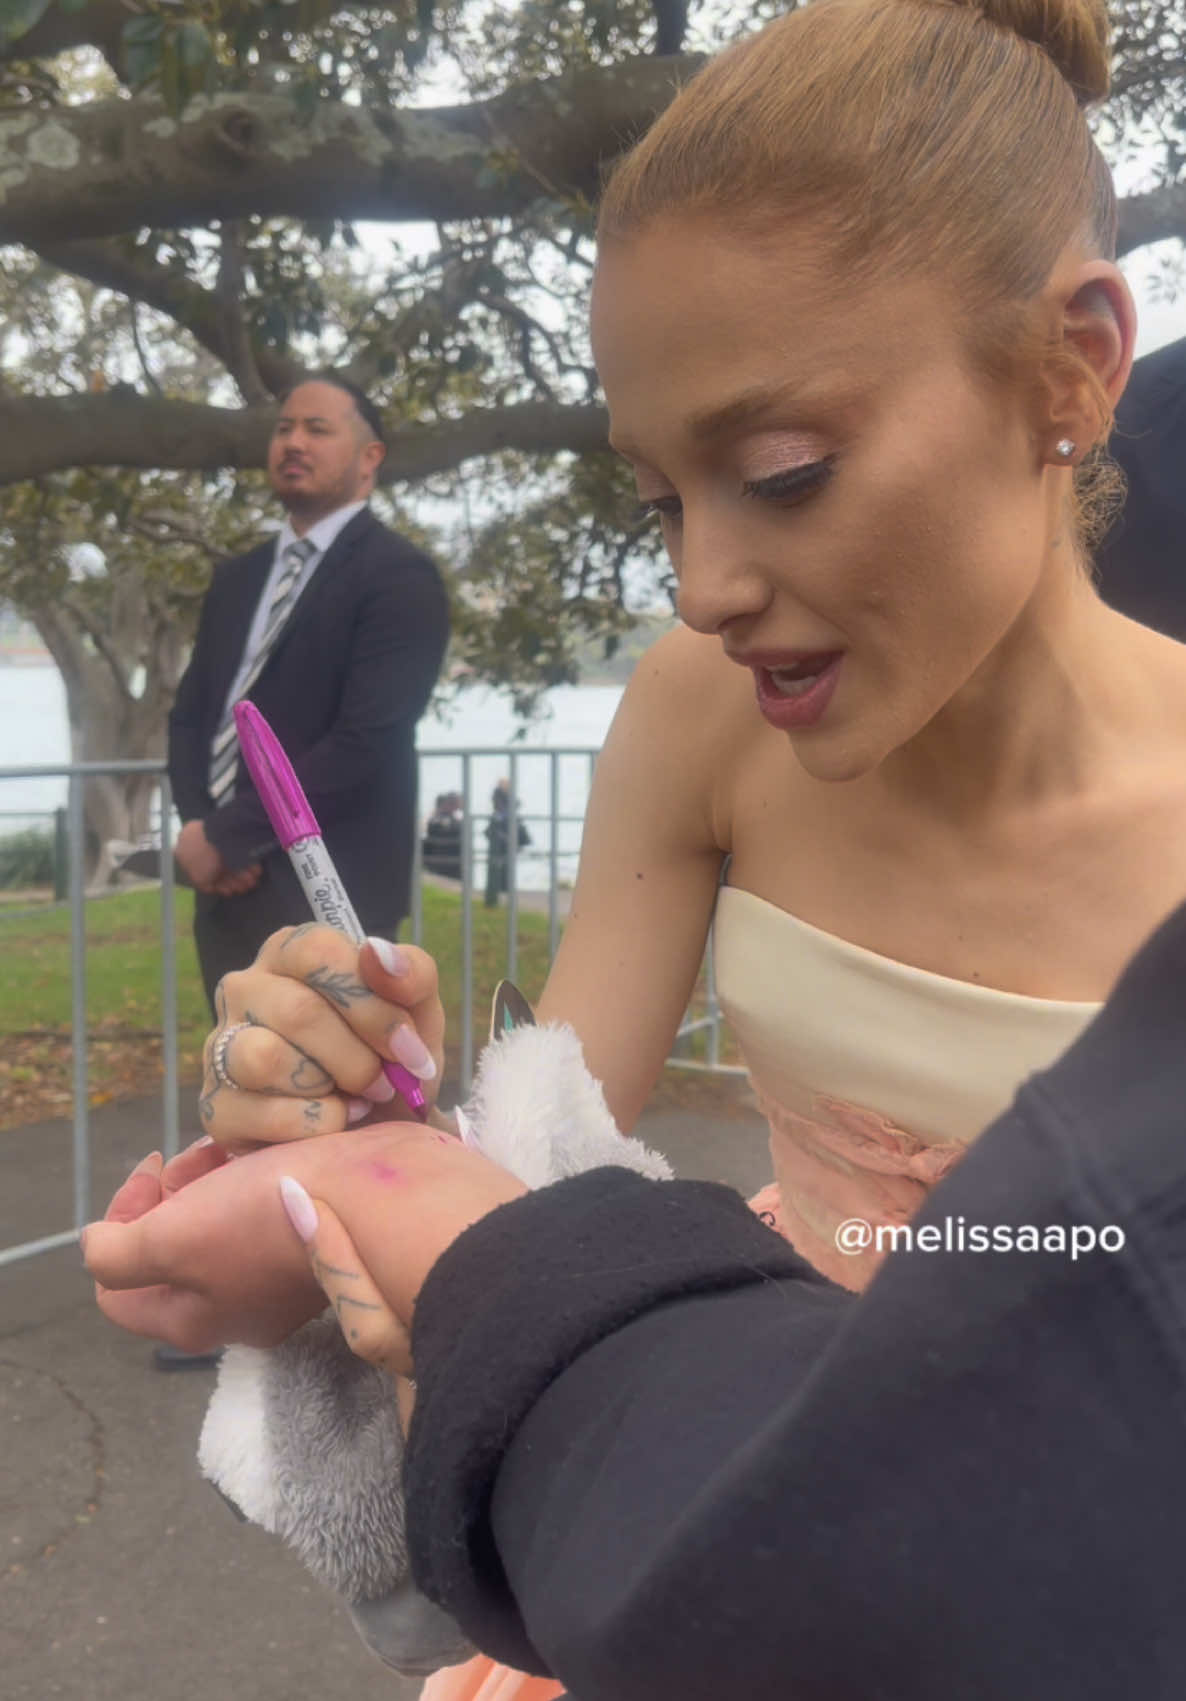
[197,924,445,1152]
[273,1129,527,1385]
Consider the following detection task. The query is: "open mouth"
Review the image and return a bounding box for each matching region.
[764,653,841,698]
[752,653,844,730]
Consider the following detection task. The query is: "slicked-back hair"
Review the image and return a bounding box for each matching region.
[599,0,1121,545]
[280,373,387,447]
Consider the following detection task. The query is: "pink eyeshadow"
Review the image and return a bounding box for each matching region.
[739,433,829,481]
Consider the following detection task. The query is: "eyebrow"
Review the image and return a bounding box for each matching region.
[276,413,334,427]
[610,378,812,459]
[688,380,813,442]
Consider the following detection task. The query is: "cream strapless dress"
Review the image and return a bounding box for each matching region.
[713,886,1100,1289]
[422,885,1101,1700]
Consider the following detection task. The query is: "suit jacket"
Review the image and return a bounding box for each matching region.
[1095,336,1186,639]
[168,507,449,927]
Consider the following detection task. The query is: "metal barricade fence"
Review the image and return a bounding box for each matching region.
[0,751,731,1268]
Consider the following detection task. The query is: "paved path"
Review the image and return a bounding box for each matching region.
[1,1077,769,1701]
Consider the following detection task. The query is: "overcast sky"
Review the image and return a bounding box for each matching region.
[1122,243,1183,357]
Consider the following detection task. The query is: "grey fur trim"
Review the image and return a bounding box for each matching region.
[263,1315,410,1599]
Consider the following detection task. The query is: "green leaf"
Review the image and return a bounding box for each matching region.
[121,12,165,87]
[0,0,52,49]
[121,13,165,47]
[175,19,213,71]
[123,43,157,88]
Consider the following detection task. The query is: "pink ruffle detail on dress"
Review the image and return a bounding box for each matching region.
[420,1659,565,1701]
[750,1086,969,1293]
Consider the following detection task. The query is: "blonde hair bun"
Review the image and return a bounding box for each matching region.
[958,0,1111,104]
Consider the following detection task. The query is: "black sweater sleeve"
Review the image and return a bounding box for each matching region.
[405,899,1186,1701]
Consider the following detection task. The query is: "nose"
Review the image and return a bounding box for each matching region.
[673,510,773,638]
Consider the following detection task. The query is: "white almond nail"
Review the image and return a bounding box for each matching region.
[279,1175,319,1244]
[362,1072,397,1103]
[366,936,408,977]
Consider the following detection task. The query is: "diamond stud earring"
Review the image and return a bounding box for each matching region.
[1055,438,1076,460]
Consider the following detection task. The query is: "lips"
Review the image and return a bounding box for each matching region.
[750,652,843,731]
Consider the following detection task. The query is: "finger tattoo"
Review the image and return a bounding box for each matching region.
[312,1255,382,1342]
[290,1052,334,1093]
[305,966,371,1009]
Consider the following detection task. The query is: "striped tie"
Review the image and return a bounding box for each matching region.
[207,537,317,806]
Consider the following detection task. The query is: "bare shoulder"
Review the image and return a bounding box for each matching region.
[613,624,757,767]
[1123,622,1186,731]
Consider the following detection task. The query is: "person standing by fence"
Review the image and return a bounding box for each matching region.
[167,374,450,1014]
[483,778,530,907]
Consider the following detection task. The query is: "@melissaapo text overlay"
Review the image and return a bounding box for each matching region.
[833,1216,1127,1261]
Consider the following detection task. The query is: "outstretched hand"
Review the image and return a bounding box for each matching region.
[84,1123,526,1358]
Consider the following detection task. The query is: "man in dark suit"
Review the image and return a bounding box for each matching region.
[168,374,449,1013]
[1095,335,1186,637]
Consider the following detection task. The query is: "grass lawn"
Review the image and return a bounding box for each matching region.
[0,883,558,1127]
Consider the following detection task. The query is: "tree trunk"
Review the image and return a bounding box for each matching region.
[32,606,176,888]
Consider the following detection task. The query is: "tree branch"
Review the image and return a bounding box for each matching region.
[0,0,414,79]
[0,390,609,486]
[650,0,690,56]
[128,300,163,397]
[0,56,704,247]
[1116,182,1186,257]
[35,238,302,396]
[60,589,137,707]
[217,221,270,404]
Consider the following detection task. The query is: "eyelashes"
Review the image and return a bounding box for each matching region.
[636,494,683,520]
[635,455,836,523]
[742,454,836,505]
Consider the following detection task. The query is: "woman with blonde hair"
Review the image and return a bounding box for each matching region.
[89,0,1186,1693]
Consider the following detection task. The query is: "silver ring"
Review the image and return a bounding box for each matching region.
[211,1022,251,1091]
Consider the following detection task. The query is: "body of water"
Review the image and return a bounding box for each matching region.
[0,665,624,888]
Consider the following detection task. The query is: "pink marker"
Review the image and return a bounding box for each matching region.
[233,700,428,1121]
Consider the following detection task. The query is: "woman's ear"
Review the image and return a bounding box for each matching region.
[1046,260,1137,448]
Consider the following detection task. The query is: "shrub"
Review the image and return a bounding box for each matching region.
[0,825,55,890]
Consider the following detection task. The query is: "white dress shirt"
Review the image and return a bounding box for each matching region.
[221,499,368,721]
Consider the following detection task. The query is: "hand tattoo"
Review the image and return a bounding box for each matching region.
[290,1051,334,1094]
[283,922,320,947]
[305,966,371,1010]
[198,1084,218,1126]
[313,1255,382,1343]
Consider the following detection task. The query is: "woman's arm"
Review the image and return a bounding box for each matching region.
[536,626,740,1129]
